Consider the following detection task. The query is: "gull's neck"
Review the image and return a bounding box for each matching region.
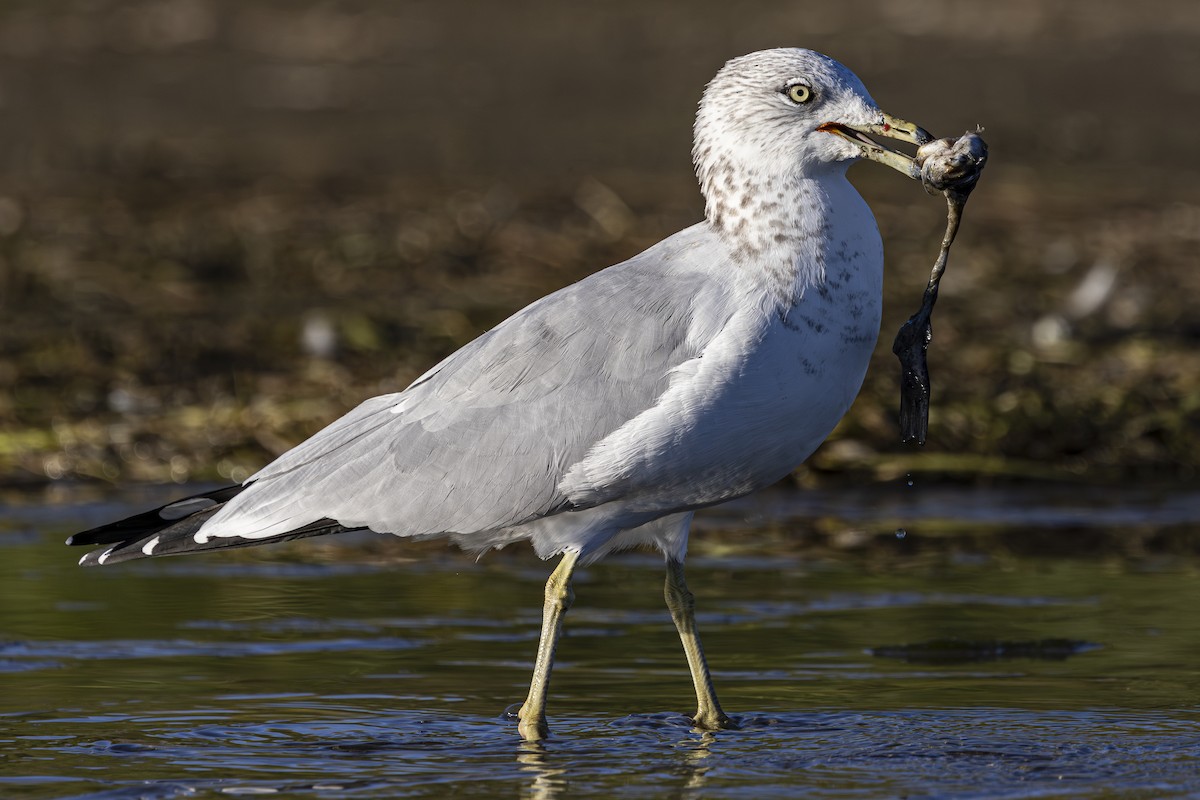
[698,156,854,309]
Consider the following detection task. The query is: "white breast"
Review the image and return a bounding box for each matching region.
[561,179,883,515]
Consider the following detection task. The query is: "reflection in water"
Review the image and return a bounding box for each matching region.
[678,729,718,793]
[515,718,721,799]
[517,740,567,800]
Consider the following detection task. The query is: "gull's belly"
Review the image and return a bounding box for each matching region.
[707,304,880,485]
[606,288,882,516]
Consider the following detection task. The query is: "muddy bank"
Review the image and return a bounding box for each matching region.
[1,1,1197,486]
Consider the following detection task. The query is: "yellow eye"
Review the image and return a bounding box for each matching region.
[785,83,813,104]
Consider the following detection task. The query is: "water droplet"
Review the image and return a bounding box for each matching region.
[905,473,914,488]
[895,528,907,539]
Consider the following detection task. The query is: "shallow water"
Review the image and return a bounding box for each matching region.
[2,484,1200,798]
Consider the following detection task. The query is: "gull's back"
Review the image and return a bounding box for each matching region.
[197,222,743,546]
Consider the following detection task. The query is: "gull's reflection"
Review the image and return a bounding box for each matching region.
[514,716,724,799]
[517,739,567,800]
[678,728,718,792]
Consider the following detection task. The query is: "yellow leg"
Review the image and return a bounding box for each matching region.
[665,558,731,730]
[517,550,580,740]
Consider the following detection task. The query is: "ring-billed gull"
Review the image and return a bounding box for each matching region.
[70,48,939,740]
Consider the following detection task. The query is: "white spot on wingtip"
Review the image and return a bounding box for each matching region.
[78,553,89,566]
[97,547,115,565]
[142,535,161,555]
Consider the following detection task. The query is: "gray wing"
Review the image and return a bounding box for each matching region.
[200,223,734,540]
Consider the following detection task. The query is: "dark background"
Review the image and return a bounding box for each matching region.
[2,0,1198,486]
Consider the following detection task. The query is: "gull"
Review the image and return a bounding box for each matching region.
[68,48,933,740]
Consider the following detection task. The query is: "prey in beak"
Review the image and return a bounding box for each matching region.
[818,113,932,179]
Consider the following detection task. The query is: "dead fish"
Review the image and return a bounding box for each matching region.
[893,131,988,444]
[917,132,988,197]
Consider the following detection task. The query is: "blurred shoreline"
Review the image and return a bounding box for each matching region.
[2,1,1198,488]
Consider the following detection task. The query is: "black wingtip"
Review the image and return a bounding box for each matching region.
[66,484,244,547]
[76,515,368,566]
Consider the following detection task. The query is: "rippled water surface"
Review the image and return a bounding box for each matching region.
[3,484,1200,798]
